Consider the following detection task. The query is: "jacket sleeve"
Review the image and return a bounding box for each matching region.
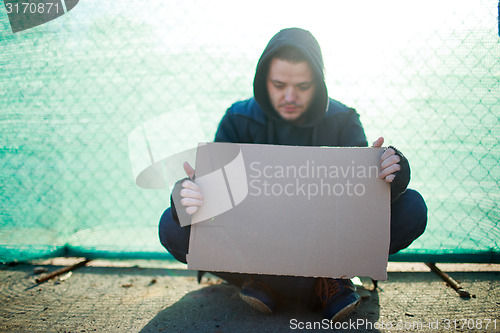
[170,191,180,225]
[388,146,411,202]
[338,108,369,147]
[169,177,190,226]
[214,109,241,143]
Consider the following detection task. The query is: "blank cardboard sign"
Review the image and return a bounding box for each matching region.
[185,143,390,280]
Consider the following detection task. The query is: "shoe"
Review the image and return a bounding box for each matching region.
[239,279,277,314]
[315,278,361,322]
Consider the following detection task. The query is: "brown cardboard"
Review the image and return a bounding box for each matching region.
[185,143,390,280]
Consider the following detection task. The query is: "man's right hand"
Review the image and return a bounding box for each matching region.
[179,162,204,215]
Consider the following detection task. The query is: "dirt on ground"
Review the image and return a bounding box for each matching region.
[1,259,499,332]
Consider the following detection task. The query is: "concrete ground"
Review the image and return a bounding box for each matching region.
[0,258,498,333]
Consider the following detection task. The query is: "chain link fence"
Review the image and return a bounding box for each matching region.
[1,0,499,263]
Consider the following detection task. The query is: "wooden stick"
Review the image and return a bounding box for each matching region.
[425,262,471,298]
[35,258,92,284]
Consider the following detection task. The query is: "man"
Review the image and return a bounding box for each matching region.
[159,28,427,322]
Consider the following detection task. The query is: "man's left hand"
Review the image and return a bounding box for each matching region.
[372,136,400,183]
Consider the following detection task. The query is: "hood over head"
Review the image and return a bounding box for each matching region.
[253,28,329,127]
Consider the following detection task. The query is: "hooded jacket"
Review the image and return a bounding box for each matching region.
[214,28,410,201]
[215,28,367,147]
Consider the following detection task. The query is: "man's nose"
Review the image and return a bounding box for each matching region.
[284,87,297,103]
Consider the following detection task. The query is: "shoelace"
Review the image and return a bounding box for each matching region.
[315,278,342,308]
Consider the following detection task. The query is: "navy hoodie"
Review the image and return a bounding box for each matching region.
[215,28,368,147]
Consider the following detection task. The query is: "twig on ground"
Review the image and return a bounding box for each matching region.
[35,258,92,284]
[425,262,472,298]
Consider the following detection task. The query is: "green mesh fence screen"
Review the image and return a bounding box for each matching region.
[1,1,499,263]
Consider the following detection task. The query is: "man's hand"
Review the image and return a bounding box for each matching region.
[179,162,204,215]
[372,137,401,183]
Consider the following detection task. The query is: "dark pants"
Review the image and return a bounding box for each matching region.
[159,189,427,305]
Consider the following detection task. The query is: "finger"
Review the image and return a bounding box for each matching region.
[380,154,401,170]
[183,162,195,179]
[384,174,396,183]
[380,147,396,162]
[180,197,204,207]
[379,164,401,180]
[182,179,201,192]
[372,136,384,148]
[185,206,199,215]
[180,188,204,201]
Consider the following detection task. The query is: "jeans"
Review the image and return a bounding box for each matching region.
[158,188,427,305]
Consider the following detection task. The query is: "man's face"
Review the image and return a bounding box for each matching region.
[266,58,316,123]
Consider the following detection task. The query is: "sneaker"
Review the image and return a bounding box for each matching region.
[239,279,277,314]
[315,278,361,322]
